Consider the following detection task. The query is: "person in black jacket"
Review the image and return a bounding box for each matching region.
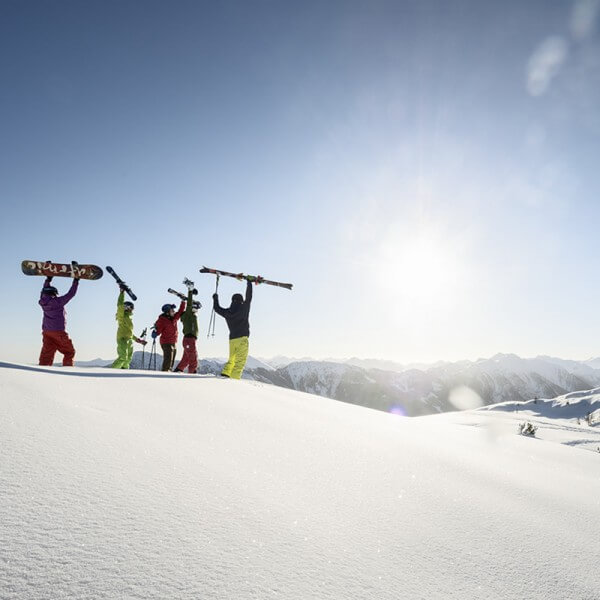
[213,279,253,379]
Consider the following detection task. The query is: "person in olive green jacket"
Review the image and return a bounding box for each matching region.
[174,284,201,373]
[111,287,147,369]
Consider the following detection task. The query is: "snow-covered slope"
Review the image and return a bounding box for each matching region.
[1,362,599,599]
[427,389,600,454]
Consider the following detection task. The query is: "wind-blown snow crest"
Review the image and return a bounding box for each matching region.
[1,362,598,599]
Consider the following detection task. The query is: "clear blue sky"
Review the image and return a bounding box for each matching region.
[1,0,600,364]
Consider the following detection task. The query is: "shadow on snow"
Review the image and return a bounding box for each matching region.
[0,361,213,380]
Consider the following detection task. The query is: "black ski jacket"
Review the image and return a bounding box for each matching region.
[213,280,252,339]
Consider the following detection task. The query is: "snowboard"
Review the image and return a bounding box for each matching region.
[106,266,137,301]
[21,260,103,280]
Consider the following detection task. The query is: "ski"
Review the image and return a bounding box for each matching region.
[167,288,187,301]
[182,278,199,295]
[168,288,202,308]
[199,266,293,290]
[21,260,103,280]
[106,266,137,301]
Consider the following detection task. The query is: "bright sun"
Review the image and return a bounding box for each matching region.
[376,230,468,311]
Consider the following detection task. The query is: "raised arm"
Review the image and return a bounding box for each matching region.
[184,289,194,316]
[58,279,79,306]
[212,294,226,317]
[245,279,253,304]
[116,290,125,319]
[39,277,53,306]
[174,300,186,320]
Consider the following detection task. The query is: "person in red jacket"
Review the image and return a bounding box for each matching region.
[153,301,185,371]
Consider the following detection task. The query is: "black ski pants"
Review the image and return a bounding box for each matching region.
[161,343,177,371]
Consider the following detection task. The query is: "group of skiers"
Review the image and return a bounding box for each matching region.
[37,275,254,379]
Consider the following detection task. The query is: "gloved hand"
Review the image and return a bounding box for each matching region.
[120,284,127,292]
[212,293,218,300]
[185,280,195,291]
[151,330,158,339]
[136,337,148,345]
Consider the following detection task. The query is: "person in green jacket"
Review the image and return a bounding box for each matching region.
[111,286,147,369]
[174,283,201,373]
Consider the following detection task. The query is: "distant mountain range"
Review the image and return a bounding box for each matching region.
[95,351,600,417]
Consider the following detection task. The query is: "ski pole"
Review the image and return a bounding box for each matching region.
[207,274,220,338]
[148,329,157,371]
[140,327,147,369]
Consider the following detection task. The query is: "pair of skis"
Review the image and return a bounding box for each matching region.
[106,266,137,301]
[168,278,201,307]
[199,266,293,290]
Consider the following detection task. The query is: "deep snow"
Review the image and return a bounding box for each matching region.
[1,362,599,599]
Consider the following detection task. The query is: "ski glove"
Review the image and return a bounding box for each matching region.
[151,330,158,339]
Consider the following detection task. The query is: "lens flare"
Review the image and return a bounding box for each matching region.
[389,405,407,416]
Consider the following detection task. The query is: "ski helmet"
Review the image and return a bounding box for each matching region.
[162,303,176,314]
[124,301,134,310]
[42,286,58,296]
[231,293,243,305]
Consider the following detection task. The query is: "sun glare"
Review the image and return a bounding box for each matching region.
[376,229,468,312]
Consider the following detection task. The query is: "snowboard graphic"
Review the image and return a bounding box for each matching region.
[21,260,103,280]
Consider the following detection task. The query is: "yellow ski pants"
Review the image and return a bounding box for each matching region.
[112,338,133,369]
[221,336,249,380]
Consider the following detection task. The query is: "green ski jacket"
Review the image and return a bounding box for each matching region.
[180,289,198,338]
[115,291,135,340]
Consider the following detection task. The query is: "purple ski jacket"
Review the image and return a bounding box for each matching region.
[39,277,79,331]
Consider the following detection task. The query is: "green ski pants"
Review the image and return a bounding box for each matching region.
[112,338,133,369]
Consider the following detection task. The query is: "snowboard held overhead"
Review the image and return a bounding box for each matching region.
[22,260,103,280]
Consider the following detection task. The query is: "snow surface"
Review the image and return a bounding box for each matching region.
[1,361,599,599]
[446,389,600,453]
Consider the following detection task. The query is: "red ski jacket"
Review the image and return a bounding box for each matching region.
[154,302,185,345]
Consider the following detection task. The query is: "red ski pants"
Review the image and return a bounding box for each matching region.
[39,331,76,366]
[176,337,198,373]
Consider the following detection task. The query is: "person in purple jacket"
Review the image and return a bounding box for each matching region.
[38,274,80,366]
